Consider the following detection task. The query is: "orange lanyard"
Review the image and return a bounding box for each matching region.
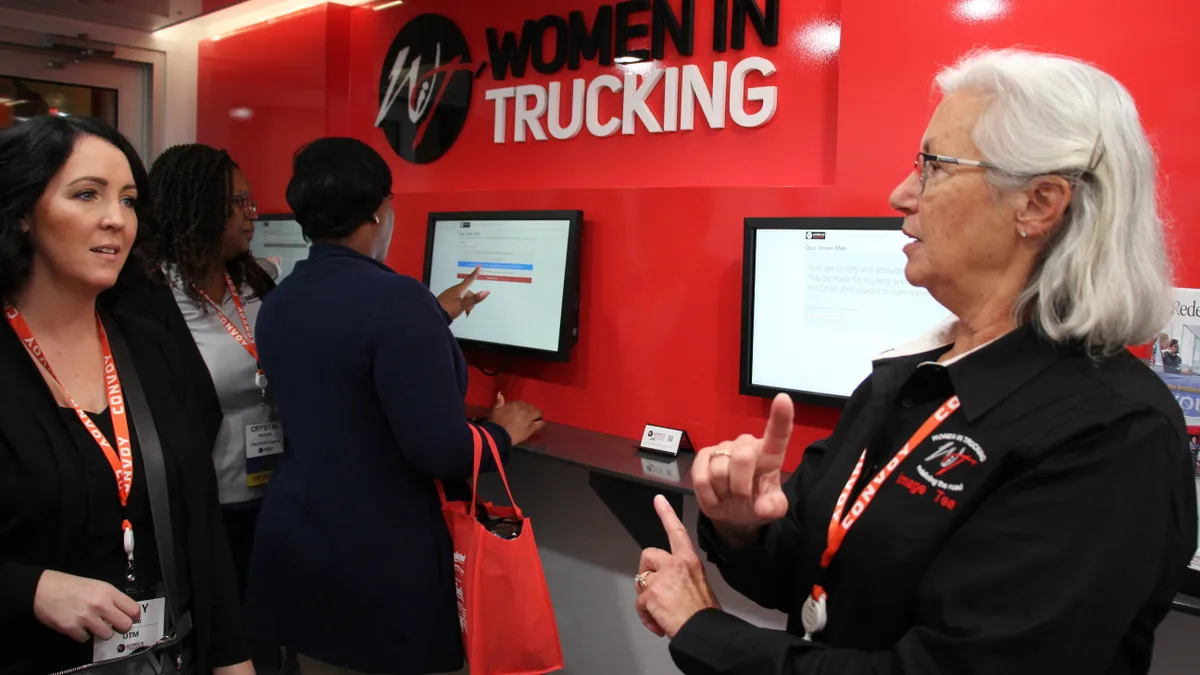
[4,304,138,575]
[194,274,259,364]
[810,395,961,602]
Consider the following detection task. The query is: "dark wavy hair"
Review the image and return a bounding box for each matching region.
[145,143,271,307]
[0,115,153,305]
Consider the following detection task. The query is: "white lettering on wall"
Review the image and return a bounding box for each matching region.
[622,68,665,135]
[485,88,516,144]
[483,57,777,144]
[514,84,548,142]
[730,56,778,128]
[681,62,726,131]
[586,75,623,138]
[548,80,585,140]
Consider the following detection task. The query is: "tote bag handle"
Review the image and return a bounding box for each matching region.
[436,425,523,519]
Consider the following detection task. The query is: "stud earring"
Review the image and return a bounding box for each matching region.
[1018,230,1028,238]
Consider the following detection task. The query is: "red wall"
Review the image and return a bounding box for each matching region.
[198,3,354,209]
[198,0,1200,469]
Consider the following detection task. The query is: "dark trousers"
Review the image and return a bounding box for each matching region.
[222,501,298,675]
[221,501,261,600]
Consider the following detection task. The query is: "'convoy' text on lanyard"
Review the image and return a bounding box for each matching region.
[193,274,268,393]
[801,395,961,639]
[4,304,139,582]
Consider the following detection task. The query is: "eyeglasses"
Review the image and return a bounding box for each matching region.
[231,194,258,217]
[914,152,999,193]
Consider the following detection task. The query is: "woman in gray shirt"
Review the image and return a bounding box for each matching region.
[143,143,281,670]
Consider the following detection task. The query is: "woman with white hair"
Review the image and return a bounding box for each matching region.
[631,48,1198,675]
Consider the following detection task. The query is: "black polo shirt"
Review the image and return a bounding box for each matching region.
[672,323,1198,675]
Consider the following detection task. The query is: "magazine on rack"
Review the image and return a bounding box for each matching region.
[1146,287,1200,572]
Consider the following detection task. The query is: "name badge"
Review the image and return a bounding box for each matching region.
[93,597,165,662]
[246,421,284,487]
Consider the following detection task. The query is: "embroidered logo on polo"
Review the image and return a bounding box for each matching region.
[916,433,988,493]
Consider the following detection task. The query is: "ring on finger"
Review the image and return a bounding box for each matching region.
[712,448,732,458]
[635,571,651,591]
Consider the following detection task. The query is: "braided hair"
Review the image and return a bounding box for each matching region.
[145,143,271,307]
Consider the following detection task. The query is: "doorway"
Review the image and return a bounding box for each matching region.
[0,46,150,159]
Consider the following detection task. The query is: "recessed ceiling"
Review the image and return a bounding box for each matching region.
[0,0,255,32]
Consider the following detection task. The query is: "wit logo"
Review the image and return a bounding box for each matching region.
[916,432,986,493]
[376,13,475,165]
[376,44,442,129]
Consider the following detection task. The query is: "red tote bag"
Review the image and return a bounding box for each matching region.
[435,426,564,675]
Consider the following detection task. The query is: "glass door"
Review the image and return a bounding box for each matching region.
[0,46,149,159]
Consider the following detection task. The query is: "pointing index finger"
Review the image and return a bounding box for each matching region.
[761,392,794,458]
[453,266,481,294]
[654,494,695,558]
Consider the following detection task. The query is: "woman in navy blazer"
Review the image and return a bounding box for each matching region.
[244,138,544,675]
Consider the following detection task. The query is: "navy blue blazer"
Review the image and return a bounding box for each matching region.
[244,244,512,674]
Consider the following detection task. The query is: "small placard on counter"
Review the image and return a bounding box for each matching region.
[638,424,693,457]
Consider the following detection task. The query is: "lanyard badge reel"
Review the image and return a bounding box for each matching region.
[255,369,269,408]
[802,396,961,642]
[195,276,285,486]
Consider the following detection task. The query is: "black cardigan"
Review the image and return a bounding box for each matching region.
[103,272,225,453]
[0,311,249,674]
[102,262,277,453]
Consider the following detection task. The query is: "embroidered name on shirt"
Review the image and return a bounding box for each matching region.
[896,471,959,511]
[895,472,927,496]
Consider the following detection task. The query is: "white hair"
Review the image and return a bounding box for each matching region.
[935,48,1172,355]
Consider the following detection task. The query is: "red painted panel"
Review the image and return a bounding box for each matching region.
[198,0,1200,469]
[197,4,334,213]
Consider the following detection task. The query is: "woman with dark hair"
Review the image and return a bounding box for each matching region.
[0,116,252,674]
[138,144,279,604]
[244,137,545,675]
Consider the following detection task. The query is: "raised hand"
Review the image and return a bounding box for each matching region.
[691,393,794,544]
[437,265,490,320]
[634,495,720,639]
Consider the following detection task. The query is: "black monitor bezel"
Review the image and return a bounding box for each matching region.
[739,216,908,407]
[422,210,583,362]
